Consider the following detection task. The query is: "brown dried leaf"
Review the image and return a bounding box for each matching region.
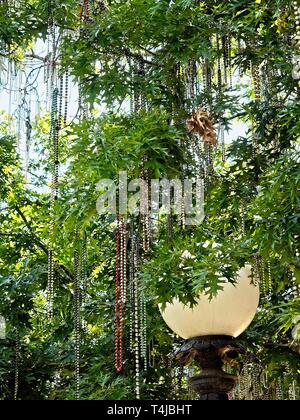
[187,108,217,145]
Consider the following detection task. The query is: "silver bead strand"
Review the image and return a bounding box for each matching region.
[133,239,140,400]
[14,329,20,401]
[47,249,54,319]
[241,201,246,236]
[74,233,81,401]
[148,339,155,369]
[140,293,147,371]
[120,217,127,304]
[267,260,273,298]
[261,258,267,298]
[220,123,226,162]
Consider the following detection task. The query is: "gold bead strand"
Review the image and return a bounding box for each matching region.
[240,368,249,400]
[262,372,269,400]
[293,1,300,50]
[252,255,260,289]
[252,59,262,101]
[180,198,185,231]
[252,365,260,400]
[275,380,283,400]
[202,59,207,92]
[228,34,233,89]
[288,381,296,400]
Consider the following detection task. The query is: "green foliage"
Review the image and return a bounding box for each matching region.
[0,0,299,400]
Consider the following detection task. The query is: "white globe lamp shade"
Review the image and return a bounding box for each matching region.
[160,265,259,339]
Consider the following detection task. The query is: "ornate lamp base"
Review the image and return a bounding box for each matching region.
[176,335,243,400]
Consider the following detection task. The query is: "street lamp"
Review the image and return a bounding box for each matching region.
[161,265,260,400]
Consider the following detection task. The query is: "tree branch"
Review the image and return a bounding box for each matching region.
[226,112,247,122]
[25,52,46,62]
[15,207,49,254]
[14,206,75,281]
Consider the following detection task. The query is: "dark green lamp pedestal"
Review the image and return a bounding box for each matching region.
[176,335,242,400]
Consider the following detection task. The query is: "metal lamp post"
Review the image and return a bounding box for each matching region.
[160,265,260,400]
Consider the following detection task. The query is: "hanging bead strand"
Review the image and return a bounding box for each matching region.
[141,160,150,253]
[275,380,284,400]
[14,329,20,401]
[220,122,226,162]
[133,237,140,399]
[129,226,134,353]
[204,58,212,94]
[240,200,246,236]
[47,86,59,320]
[251,365,260,400]
[222,35,229,87]
[80,0,91,22]
[251,42,261,102]
[52,88,59,201]
[228,35,233,89]
[58,74,64,130]
[81,231,88,333]
[25,112,32,185]
[261,258,267,299]
[64,69,69,126]
[293,1,300,50]
[47,249,54,319]
[74,230,81,400]
[139,58,151,253]
[140,292,147,371]
[148,338,155,369]
[252,65,261,101]
[252,255,260,288]
[115,216,123,373]
[217,34,223,94]
[267,260,273,298]
[120,216,127,304]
